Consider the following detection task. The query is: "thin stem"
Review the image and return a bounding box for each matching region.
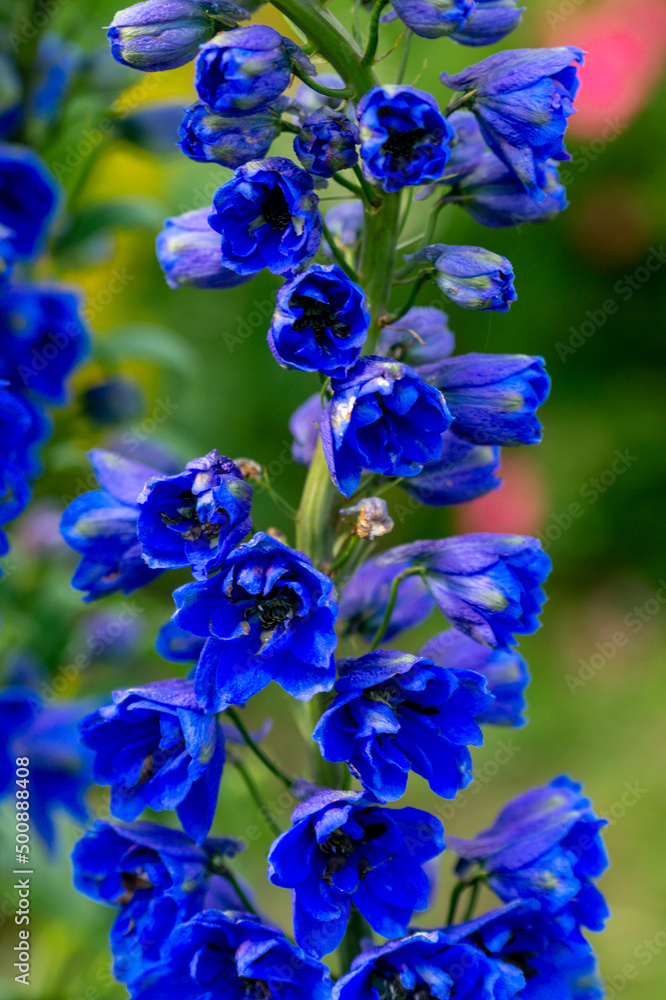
[446,880,467,926]
[308,694,341,787]
[338,903,373,975]
[329,532,361,573]
[331,173,364,198]
[383,271,434,325]
[362,0,390,67]
[352,164,381,209]
[291,66,353,99]
[395,29,413,85]
[261,468,298,519]
[398,189,413,237]
[226,707,294,790]
[321,219,359,281]
[280,120,302,135]
[368,566,425,650]
[209,854,258,914]
[233,759,282,837]
[463,878,481,922]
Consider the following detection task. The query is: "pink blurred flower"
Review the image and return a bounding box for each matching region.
[454,452,548,536]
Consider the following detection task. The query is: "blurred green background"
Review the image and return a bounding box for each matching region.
[1,0,665,996]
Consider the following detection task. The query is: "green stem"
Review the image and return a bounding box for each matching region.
[210,856,258,914]
[446,880,467,926]
[291,67,353,99]
[395,28,413,85]
[362,0,390,67]
[321,219,359,281]
[368,566,425,650]
[331,173,364,198]
[261,468,298,518]
[226,707,294,790]
[308,694,340,787]
[360,191,402,346]
[233,759,282,836]
[352,164,381,208]
[296,437,338,570]
[271,0,376,98]
[463,878,481,922]
[383,270,434,325]
[338,903,373,975]
[329,532,361,573]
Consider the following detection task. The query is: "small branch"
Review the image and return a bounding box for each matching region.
[396,28,413,85]
[322,219,359,281]
[352,164,381,209]
[291,66,353,100]
[382,270,434,326]
[226,707,294,790]
[233,758,282,837]
[368,566,425,650]
[362,0,391,67]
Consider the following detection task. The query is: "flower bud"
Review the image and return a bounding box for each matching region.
[390,0,474,39]
[195,24,314,117]
[155,207,251,289]
[407,243,517,311]
[293,108,359,177]
[179,101,281,168]
[107,0,247,73]
[340,497,394,540]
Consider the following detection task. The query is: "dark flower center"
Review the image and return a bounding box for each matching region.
[375,975,433,1000]
[242,978,276,999]
[159,489,224,543]
[118,869,154,905]
[291,293,350,341]
[262,187,292,230]
[383,127,427,165]
[320,820,387,882]
[254,592,297,629]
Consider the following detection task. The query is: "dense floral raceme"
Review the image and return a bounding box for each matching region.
[268,263,370,377]
[209,157,322,275]
[358,86,454,192]
[172,531,338,710]
[10,0,609,994]
[79,677,226,843]
[320,356,452,497]
[313,650,493,802]
[71,820,248,983]
[267,788,445,956]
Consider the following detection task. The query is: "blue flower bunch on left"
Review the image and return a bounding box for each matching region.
[0,144,89,558]
[54,3,610,998]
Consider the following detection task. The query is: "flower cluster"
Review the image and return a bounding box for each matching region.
[0,145,89,558]
[34,2,611,998]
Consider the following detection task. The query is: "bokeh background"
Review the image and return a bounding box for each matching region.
[1,0,665,997]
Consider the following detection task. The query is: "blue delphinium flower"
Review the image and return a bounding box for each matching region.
[420,353,550,445]
[290,392,324,466]
[0,382,49,525]
[0,144,58,258]
[457,901,605,1000]
[448,776,610,933]
[208,157,322,275]
[294,108,359,176]
[313,651,492,802]
[156,207,252,290]
[136,449,253,579]
[441,47,584,199]
[400,429,502,507]
[129,910,332,1000]
[320,356,451,497]
[377,533,551,646]
[107,0,246,72]
[333,925,525,1000]
[80,678,225,843]
[178,101,281,167]
[389,0,474,40]
[172,531,337,710]
[407,244,517,311]
[267,788,445,956]
[377,306,455,370]
[450,0,524,46]
[71,820,247,985]
[268,264,369,378]
[60,449,163,601]
[339,557,434,643]
[442,112,568,227]
[0,687,92,850]
[323,199,364,254]
[420,629,529,726]
[195,25,313,117]
[0,285,89,402]
[358,86,454,192]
